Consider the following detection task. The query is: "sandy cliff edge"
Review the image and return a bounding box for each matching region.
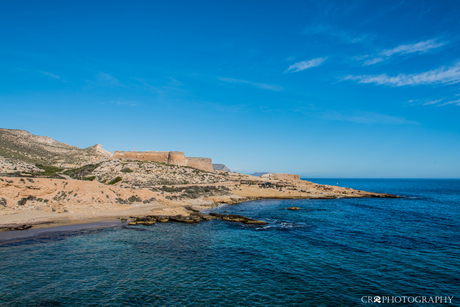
[0,174,397,232]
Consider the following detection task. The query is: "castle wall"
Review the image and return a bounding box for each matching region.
[186,157,213,172]
[113,151,213,171]
[113,151,175,164]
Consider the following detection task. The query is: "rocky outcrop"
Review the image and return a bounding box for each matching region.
[0,176,160,214]
[87,159,229,187]
[209,213,268,224]
[126,207,267,226]
[0,156,40,174]
[261,173,300,181]
[83,144,113,159]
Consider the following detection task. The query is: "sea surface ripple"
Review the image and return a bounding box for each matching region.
[0,179,459,306]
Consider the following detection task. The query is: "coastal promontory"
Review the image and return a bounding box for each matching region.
[0,128,397,231]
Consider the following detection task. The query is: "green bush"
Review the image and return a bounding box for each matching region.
[63,163,101,179]
[115,197,125,204]
[128,195,142,203]
[108,176,122,185]
[121,168,133,173]
[35,164,63,176]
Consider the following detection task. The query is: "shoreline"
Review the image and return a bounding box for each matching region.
[0,174,399,234]
[0,219,123,243]
[0,193,398,235]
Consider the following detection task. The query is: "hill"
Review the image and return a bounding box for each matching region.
[0,128,112,168]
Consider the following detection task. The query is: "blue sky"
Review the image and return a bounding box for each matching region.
[1,0,460,178]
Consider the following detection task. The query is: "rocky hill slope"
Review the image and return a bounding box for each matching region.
[0,128,113,168]
[63,159,230,188]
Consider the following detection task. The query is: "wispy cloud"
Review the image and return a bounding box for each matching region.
[363,57,384,65]
[218,77,283,91]
[342,61,460,86]
[39,71,60,79]
[96,72,122,86]
[363,39,447,65]
[381,39,446,57]
[423,99,444,105]
[111,100,139,107]
[323,110,419,125]
[304,25,367,43]
[167,77,182,86]
[284,57,326,73]
[438,99,460,107]
[407,97,460,107]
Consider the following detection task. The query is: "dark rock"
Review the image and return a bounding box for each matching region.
[209,213,268,225]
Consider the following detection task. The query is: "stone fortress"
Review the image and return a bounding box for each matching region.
[113,151,213,172]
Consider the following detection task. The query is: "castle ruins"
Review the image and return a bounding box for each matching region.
[113,151,213,172]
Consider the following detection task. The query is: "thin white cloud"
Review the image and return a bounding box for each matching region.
[96,72,122,86]
[363,39,447,66]
[343,61,460,86]
[423,99,443,105]
[323,110,419,125]
[167,77,182,86]
[304,25,367,43]
[284,57,326,73]
[438,99,460,107]
[381,39,446,57]
[40,71,60,79]
[218,77,283,91]
[113,100,139,107]
[363,57,384,65]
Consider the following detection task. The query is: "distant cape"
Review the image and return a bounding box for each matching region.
[212,164,231,173]
[250,172,269,177]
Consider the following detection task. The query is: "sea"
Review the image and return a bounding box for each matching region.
[0,179,459,306]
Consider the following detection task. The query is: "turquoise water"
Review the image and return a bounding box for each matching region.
[0,179,459,306]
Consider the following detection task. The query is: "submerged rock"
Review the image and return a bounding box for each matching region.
[209,213,268,225]
[126,207,267,226]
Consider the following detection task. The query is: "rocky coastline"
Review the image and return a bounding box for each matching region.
[0,129,399,233]
[0,172,399,233]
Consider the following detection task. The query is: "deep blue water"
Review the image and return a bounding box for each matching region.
[0,179,459,306]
